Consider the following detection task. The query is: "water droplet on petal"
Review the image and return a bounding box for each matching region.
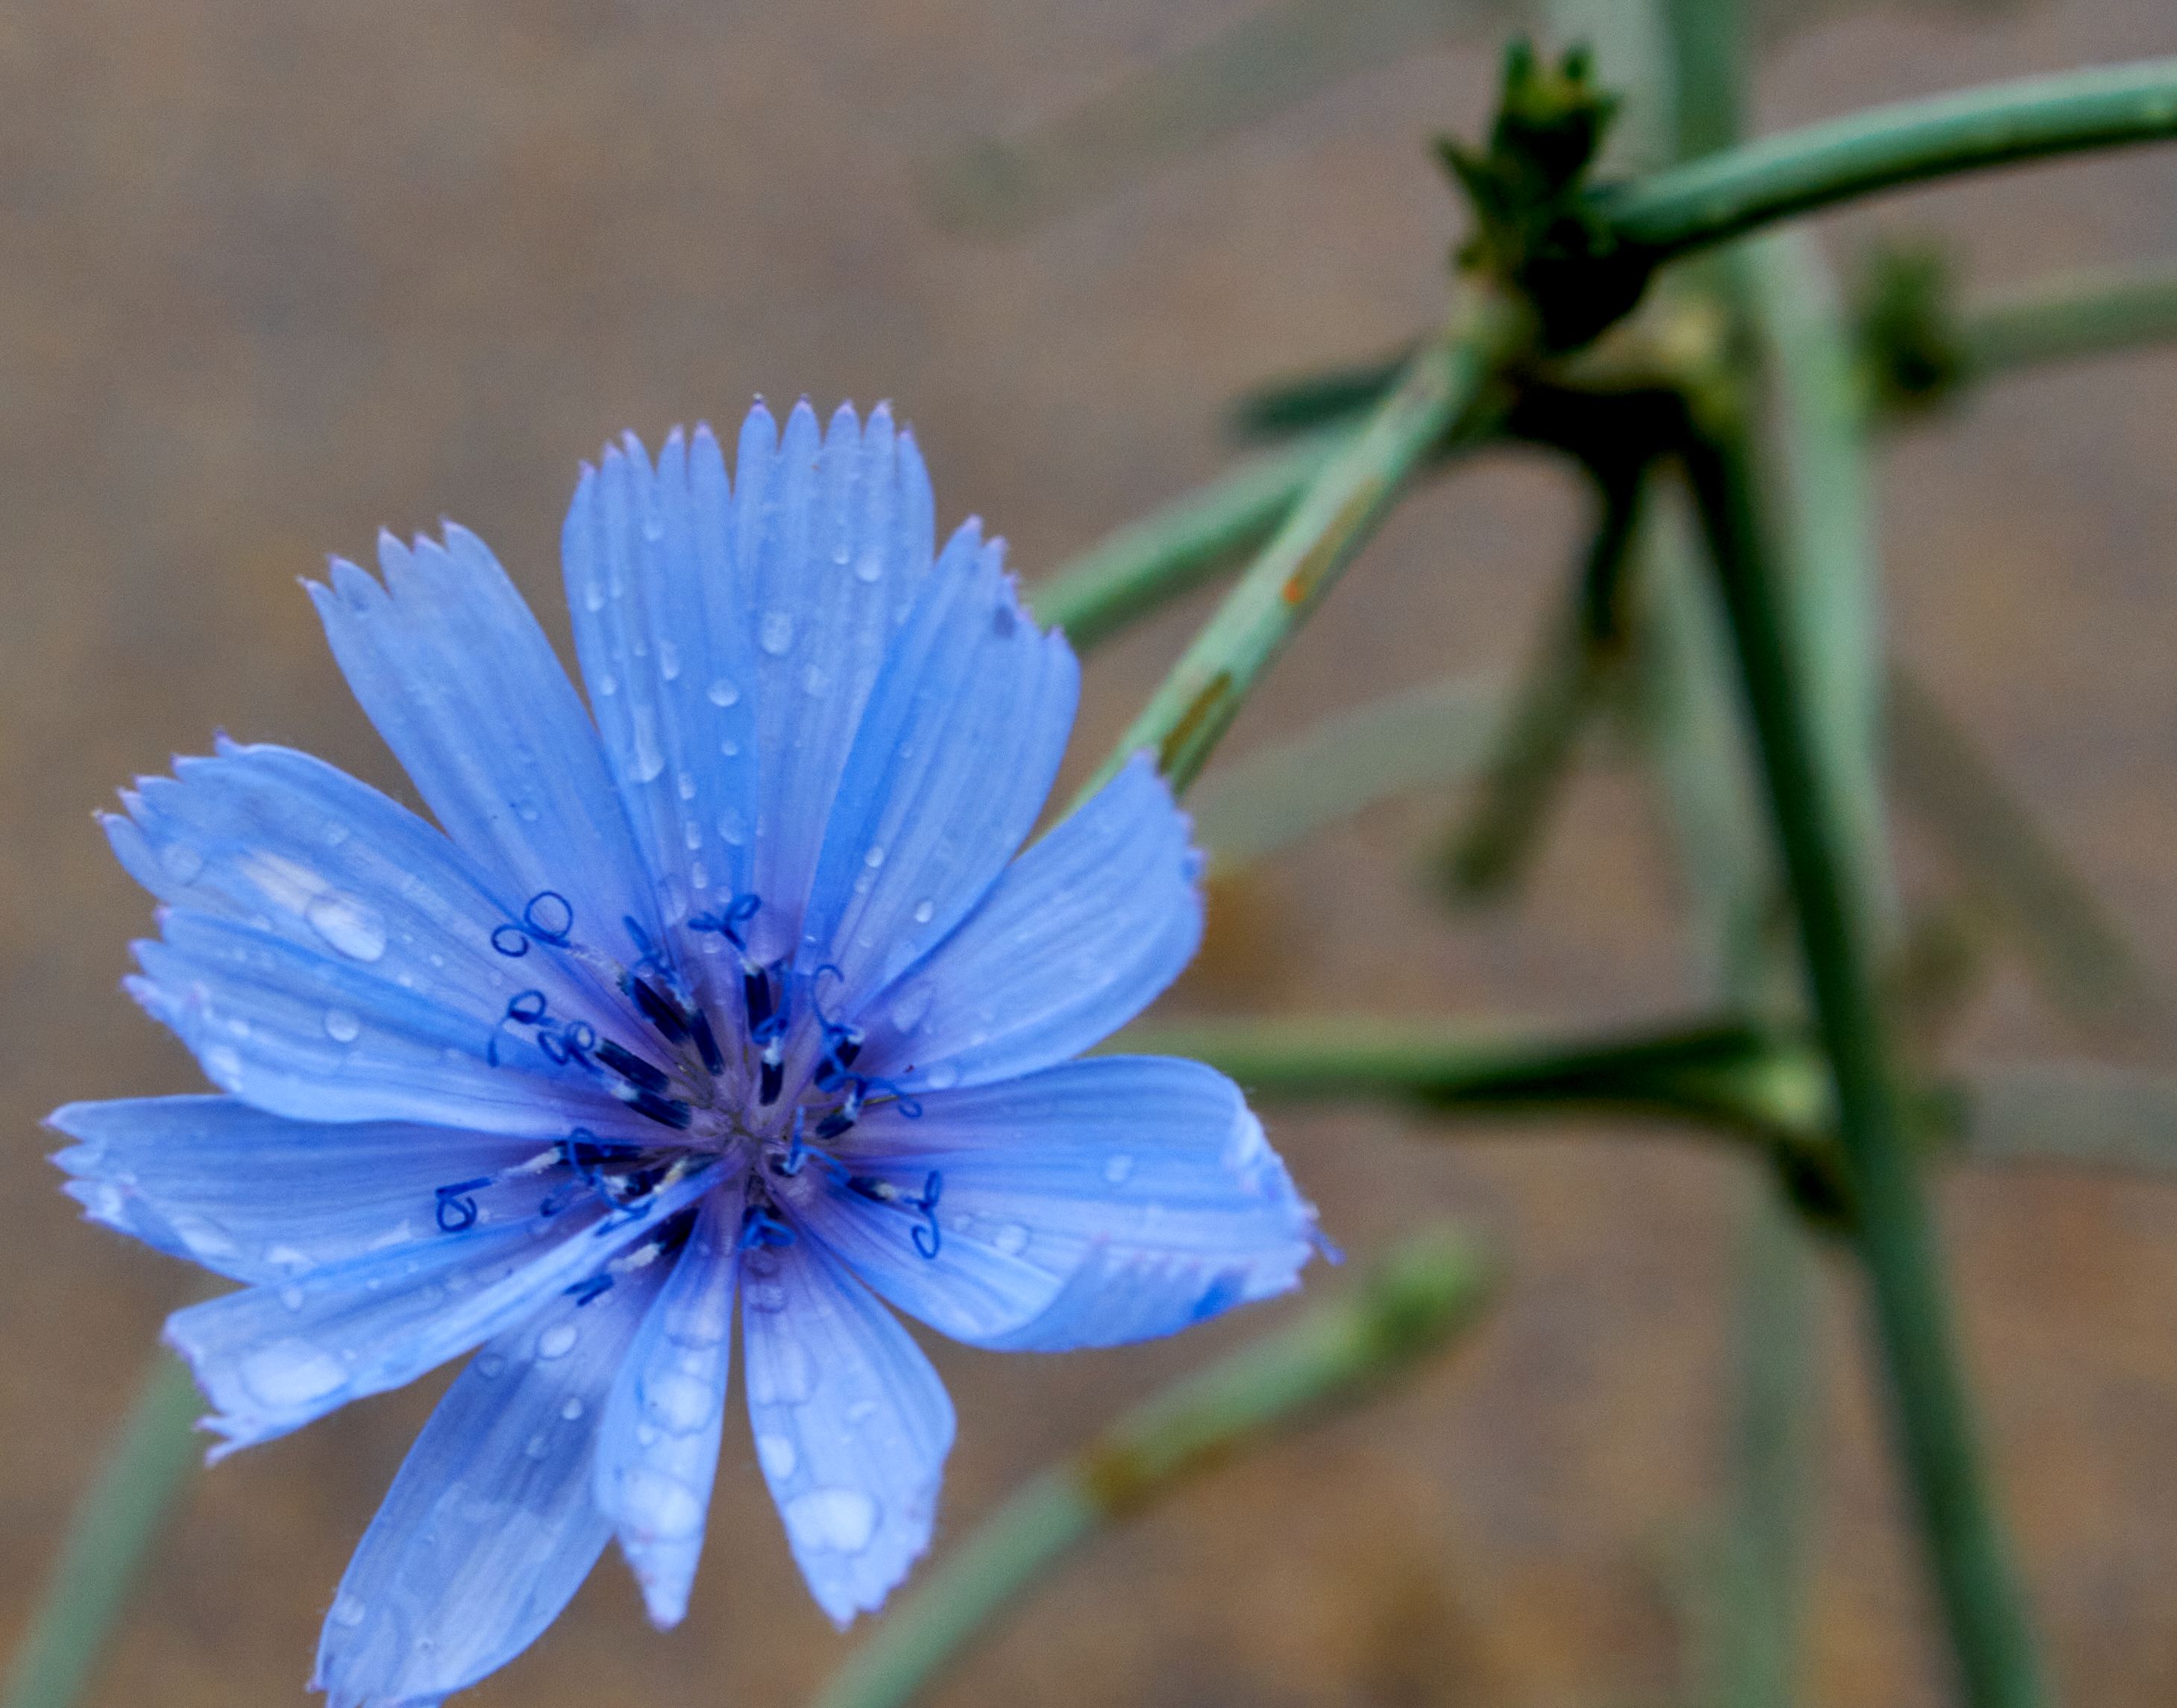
[991,1223,1029,1257]
[644,510,667,541]
[160,842,205,884]
[744,1281,787,1313]
[239,1339,348,1410]
[889,985,932,1033]
[911,899,934,926]
[329,1594,368,1628]
[476,1353,507,1379]
[760,611,795,656]
[708,677,741,707]
[749,1337,814,1406]
[631,712,665,784]
[537,1322,579,1360]
[620,1467,705,1537]
[1104,1154,1134,1185]
[658,640,682,681]
[584,581,606,612]
[853,552,884,585]
[280,1285,305,1312]
[525,1432,551,1460]
[785,1487,878,1555]
[204,1043,244,1086]
[599,672,620,697]
[643,1370,716,1434]
[755,1433,799,1480]
[845,1399,879,1426]
[677,771,697,802]
[560,1396,585,1422]
[305,894,388,962]
[863,845,885,870]
[323,1008,360,1043]
[923,1061,960,1091]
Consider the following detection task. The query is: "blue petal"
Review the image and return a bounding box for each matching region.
[854,756,1202,1091]
[105,739,615,1043]
[561,428,756,985]
[594,1186,742,1627]
[307,524,661,976]
[128,910,643,1139]
[735,401,937,966]
[798,525,1077,1012]
[313,1258,670,1708]
[788,1057,1314,1351]
[48,1096,550,1284]
[166,1164,714,1454]
[742,1228,954,1626]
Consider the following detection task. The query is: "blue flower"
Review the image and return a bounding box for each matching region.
[50,401,1319,1707]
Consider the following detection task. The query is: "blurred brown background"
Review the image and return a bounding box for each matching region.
[6,1,2177,1704]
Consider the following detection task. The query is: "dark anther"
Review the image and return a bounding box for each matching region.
[564,1273,615,1307]
[742,966,774,1033]
[504,990,548,1026]
[622,1087,694,1131]
[596,1038,670,1093]
[690,1008,725,1075]
[491,923,531,957]
[628,976,691,1044]
[758,1055,784,1106]
[524,891,575,944]
[434,1177,491,1234]
[814,1111,854,1143]
[846,1175,893,1204]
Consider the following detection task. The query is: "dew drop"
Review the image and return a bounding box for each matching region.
[644,509,667,541]
[658,640,682,681]
[329,1593,368,1628]
[323,1008,361,1044]
[630,712,666,784]
[537,1322,579,1360]
[620,1466,705,1537]
[322,822,351,847]
[560,1396,585,1422]
[525,1432,551,1460]
[305,894,388,962]
[744,1280,787,1313]
[643,1370,716,1434]
[1104,1154,1134,1185]
[748,1338,814,1406]
[785,1487,878,1555]
[476,1353,507,1380]
[911,899,934,925]
[852,552,884,585]
[755,1433,799,1480]
[760,611,795,656]
[707,677,741,708]
[239,1340,348,1410]
[677,771,697,802]
[831,538,852,566]
[280,1285,305,1312]
[159,842,205,884]
[845,1399,879,1426]
[584,581,606,612]
[863,845,885,870]
[990,1223,1029,1257]
[684,820,703,851]
[802,663,830,697]
[204,1043,244,1085]
[598,671,620,697]
[923,1061,960,1091]
[889,985,932,1033]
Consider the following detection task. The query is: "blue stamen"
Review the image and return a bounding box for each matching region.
[504,990,548,1026]
[738,1205,797,1250]
[524,891,574,944]
[564,1273,614,1306]
[434,1177,491,1234]
[490,924,530,958]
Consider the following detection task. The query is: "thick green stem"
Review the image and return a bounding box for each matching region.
[1087,303,1523,798]
[1605,58,2177,257]
[3,1356,200,1708]
[1683,418,2046,1708]
[808,1229,1495,1708]
[1028,430,1351,653]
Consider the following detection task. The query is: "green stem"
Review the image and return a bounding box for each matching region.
[1086,304,1523,799]
[1683,417,2046,1708]
[1027,430,1351,653]
[3,1355,200,1708]
[1114,1013,1826,1145]
[1605,58,2177,257]
[1442,470,1640,900]
[1961,262,2177,374]
[808,1229,1495,1708]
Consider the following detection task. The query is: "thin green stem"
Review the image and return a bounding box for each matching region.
[808,1229,1495,1708]
[1442,470,1640,899]
[1027,430,1351,652]
[3,1355,200,1708]
[1086,302,1524,799]
[1961,262,2177,375]
[1604,58,2177,257]
[1683,415,2046,1708]
[1114,1013,1826,1146]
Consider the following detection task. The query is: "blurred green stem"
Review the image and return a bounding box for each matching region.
[1683,414,2046,1708]
[808,1229,1495,1708]
[3,1355,199,1708]
[1028,429,1353,652]
[1606,57,2177,257]
[1087,302,1524,799]
[1962,263,2177,374]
